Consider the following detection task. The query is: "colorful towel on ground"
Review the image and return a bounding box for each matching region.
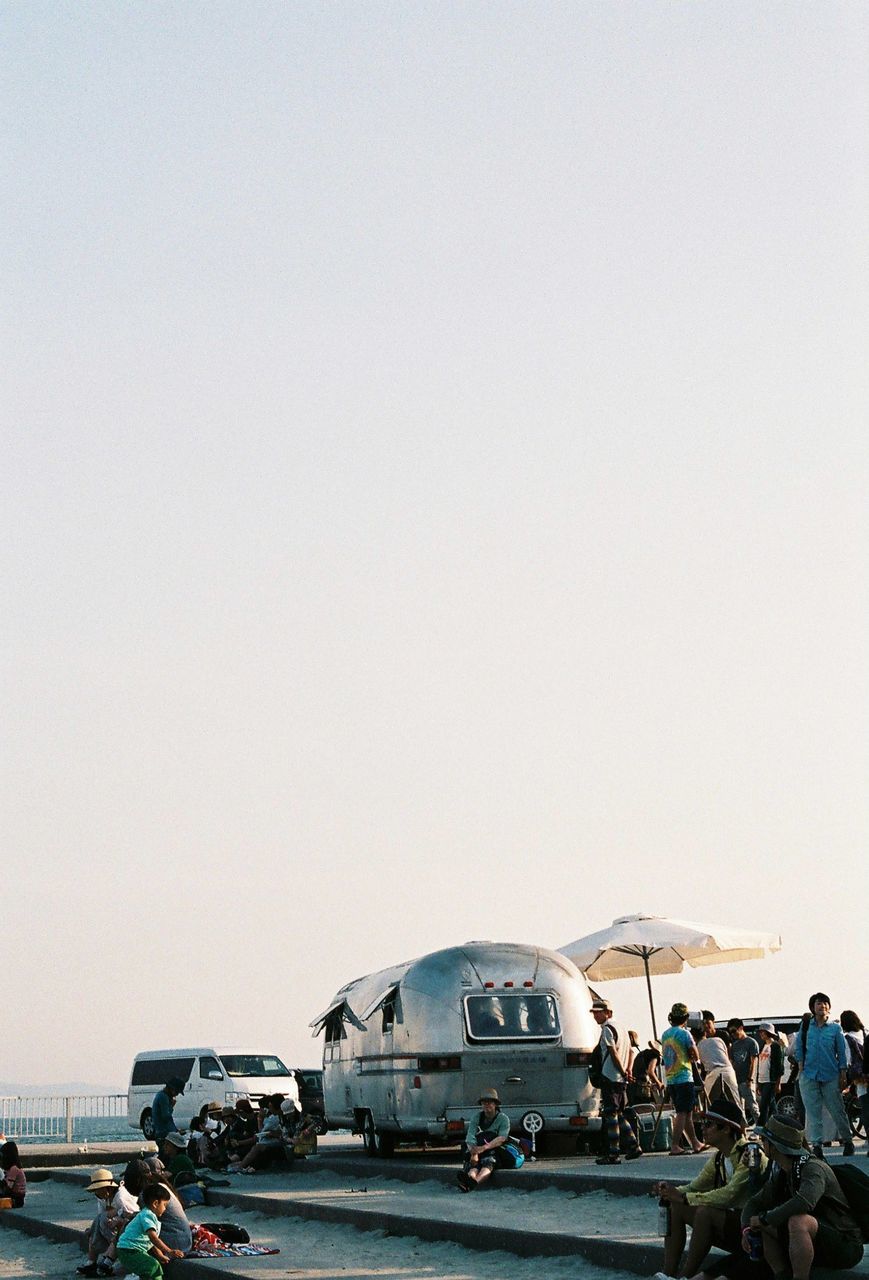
[189,1225,279,1257]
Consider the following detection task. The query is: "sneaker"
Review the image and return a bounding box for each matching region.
[76,1267,100,1278]
[96,1262,114,1277]
[595,1154,621,1164]
[843,1141,855,1157]
[652,1272,675,1280]
[625,1148,643,1160]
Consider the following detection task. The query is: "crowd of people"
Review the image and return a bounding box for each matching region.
[3,993,865,1280]
[589,993,867,1166]
[585,991,867,1280]
[68,1084,325,1277]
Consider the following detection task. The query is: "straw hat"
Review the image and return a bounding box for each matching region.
[478,1088,501,1104]
[85,1168,119,1193]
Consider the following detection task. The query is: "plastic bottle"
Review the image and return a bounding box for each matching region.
[658,1198,671,1236]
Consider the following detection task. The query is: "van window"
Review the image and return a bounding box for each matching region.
[465,994,560,1041]
[218,1054,291,1078]
[131,1056,196,1087]
[199,1056,223,1079]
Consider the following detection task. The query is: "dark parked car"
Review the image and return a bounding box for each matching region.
[295,1068,325,1120]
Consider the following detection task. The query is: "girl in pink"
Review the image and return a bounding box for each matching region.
[1,1141,26,1207]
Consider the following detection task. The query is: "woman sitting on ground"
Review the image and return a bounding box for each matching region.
[0,1141,26,1207]
[228,1094,286,1174]
[223,1098,258,1164]
[457,1089,513,1191]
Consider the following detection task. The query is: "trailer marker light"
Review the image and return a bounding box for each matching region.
[484,981,495,988]
[569,1116,588,1127]
[412,1076,421,1089]
[523,981,533,988]
[504,981,514,988]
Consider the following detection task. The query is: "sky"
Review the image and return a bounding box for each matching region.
[2,2,867,1089]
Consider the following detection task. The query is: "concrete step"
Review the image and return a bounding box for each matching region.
[12,1165,663,1275]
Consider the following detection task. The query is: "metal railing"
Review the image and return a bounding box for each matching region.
[0,1093,128,1144]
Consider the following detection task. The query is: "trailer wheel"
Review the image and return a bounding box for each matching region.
[140,1109,155,1141]
[362,1112,395,1157]
[362,1111,378,1156]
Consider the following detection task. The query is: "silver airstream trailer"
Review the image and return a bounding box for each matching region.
[309,940,602,1155]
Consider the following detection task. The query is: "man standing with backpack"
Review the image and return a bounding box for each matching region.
[793,993,855,1159]
[590,997,642,1166]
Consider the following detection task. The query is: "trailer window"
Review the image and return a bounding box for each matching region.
[324,1012,346,1044]
[465,994,560,1041]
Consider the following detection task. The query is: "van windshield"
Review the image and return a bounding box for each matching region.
[219,1055,291,1077]
[465,993,560,1041]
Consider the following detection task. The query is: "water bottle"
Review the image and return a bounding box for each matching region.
[658,1198,671,1236]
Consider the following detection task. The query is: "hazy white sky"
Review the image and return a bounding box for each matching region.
[2,2,867,1087]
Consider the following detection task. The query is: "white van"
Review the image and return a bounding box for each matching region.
[127,1047,300,1138]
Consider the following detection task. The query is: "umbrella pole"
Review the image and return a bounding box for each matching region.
[644,952,658,1040]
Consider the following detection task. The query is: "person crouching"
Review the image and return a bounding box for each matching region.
[650,1098,765,1280]
[76,1168,120,1277]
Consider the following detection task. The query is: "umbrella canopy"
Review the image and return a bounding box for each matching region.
[559,914,783,1036]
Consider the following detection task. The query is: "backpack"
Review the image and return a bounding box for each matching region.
[832,1164,869,1242]
[845,1033,865,1083]
[200,1222,250,1244]
[499,1140,525,1169]
[589,1027,618,1089]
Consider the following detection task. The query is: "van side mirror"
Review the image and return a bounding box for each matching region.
[207,1071,224,1081]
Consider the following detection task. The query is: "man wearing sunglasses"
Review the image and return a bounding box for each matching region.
[651,1098,765,1280]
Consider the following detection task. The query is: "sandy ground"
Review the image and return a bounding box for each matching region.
[0,1169,660,1280]
[3,1143,867,1280]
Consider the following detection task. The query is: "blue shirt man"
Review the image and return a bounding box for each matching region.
[792,992,853,1157]
[794,1014,848,1082]
[151,1077,184,1142]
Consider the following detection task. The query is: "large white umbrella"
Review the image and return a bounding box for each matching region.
[559,913,783,1037]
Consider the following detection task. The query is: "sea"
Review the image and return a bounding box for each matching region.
[13,1116,135,1146]
[0,1085,134,1146]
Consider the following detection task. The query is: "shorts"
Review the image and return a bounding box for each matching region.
[718,1209,744,1251]
[669,1081,696,1114]
[600,1081,629,1115]
[807,1223,863,1270]
[116,1247,164,1279]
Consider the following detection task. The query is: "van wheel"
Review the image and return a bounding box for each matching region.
[141,1110,155,1141]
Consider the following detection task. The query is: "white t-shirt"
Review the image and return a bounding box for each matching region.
[112,1184,140,1218]
[698,1036,730,1073]
[600,1021,630,1082]
[757,1041,772,1083]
